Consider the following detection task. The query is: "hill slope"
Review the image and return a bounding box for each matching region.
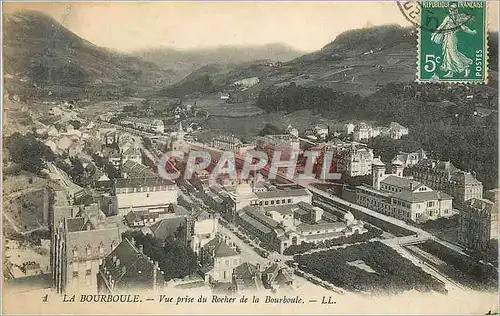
[166,25,498,98]
[3,11,174,99]
[135,43,303,80]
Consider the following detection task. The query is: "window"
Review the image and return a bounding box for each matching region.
[223,271,227,279]
[73,248,78,259]
[147,193,150,198]
[282,199,286,204]
[427,201,434,207]
[276,200,280,205]
[287,199,292,203]
[86,269,92,276]
[73,271,79,278]
[264,201,268,206]
[271,200,274,205]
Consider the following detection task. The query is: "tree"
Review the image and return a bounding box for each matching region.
[259,123,285,136]
[5,133,55,174]
[69,120,82,130]
[122,231,197,281]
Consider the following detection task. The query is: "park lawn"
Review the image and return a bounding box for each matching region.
[294,241,446,295]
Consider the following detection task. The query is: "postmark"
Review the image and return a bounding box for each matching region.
[399,0,488,83]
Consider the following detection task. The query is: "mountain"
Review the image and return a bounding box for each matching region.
[167,24,498,98]
[135,43,303,80]
[160,25,417,98]
[3,11,174,100]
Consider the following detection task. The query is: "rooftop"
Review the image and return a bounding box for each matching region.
[254,188,310,200]
[392,190,453,203]
[115,177,175,188]
[121,160,157,178]
[101,238,162,288]
[381,175,424,191]
[203,237,239,258]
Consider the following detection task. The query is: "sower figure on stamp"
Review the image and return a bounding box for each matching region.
[431,3,477,78]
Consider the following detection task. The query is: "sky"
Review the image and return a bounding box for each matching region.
[4,1,499,53]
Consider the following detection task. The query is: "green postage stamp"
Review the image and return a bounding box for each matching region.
[414,1,488,83]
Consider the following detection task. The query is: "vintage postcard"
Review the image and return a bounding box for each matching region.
[2,1,499,315]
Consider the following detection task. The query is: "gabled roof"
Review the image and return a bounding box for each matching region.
[66,217,94,232]
[148,217,186,241]
[233,262,258,280]
[203,238,239,258]
[392,190,453,203]
[101,238,162,289]
[381,175,424,191]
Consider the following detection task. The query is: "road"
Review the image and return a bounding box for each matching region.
[218,225,270,267]
[387,242,466,293]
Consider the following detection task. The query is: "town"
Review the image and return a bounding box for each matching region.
[4,93,497,297]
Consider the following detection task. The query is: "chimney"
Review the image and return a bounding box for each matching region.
[130,237,136,246]
[409,182,414,191]
[139,244,144,254]
[116,259,120,266]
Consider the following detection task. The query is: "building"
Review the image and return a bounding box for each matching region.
[51,203,121,293]
[254,188,313,207]
[314,124,329,140]
[121,160,156,179]
[352,122,373,142]
[388,122,409,140]
[232,262,264,292]
[122,117,165,134]
[142,216,191,246]
[355,159,453,223]
[343,123,355,135]
[323,140,374,177]
[458,197,499,254]
[122,147,142,165]
[286,125,299,138]
[237,201,365,253]
[413,159,483,205]
[211,135,243,152]
[261,263,294,291]
[199,237,242,283]
[256,134,300,153]
[113,177,178,217]
[190,212,219,256]
[97,238,166,293]
[391,149,427,169]
[124,210,161,228]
